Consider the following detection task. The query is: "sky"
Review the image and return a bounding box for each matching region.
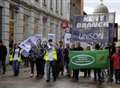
[84,0,120,25]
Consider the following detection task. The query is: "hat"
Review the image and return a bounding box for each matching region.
[48,39,53,43]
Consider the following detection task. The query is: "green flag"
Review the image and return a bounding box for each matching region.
[69,50,109,70]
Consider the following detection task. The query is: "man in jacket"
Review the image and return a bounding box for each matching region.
[44,39,57,82]
[73,42,83,81]
[111,47,120,84]
[0,40,7,74]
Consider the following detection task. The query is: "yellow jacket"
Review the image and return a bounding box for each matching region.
[44,48,57,61]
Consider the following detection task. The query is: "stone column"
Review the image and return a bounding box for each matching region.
[2,1,10,63]
[42,15,48,39]
[37,15,42,34]
[28,11,35,36]
[14,6,24,43]
[2,1,9,48]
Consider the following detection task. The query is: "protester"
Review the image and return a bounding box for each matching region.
[57,41,64,76]
[111,46,120,84]
[94,44,102,83]
[29,46,36,78]
[63,43,70,77]
[12,43,22,76]
[70,42,83,81]
[84,46,91,78]
[44,39,57,82]
[0,40,7,74]
[35,44,45,78]
[109,42,116,82]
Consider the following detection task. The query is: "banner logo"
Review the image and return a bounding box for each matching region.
[71,55,95,66]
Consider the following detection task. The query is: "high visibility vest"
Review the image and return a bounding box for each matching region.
[44,48,57,61]
[9,54,22,62]
[9,54,13,61]
[17,57,22,63]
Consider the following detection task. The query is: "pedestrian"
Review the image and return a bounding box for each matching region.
[94,44,102,83]
[84,46,91,78]
[44,39,57,82]
[71,42,83,81]
[56,41,64,76]
[35,44,45,78]
[12,43,22,76]
[29,46,36,78]
[107,42,116,82]
[111,46,120,84]
[0,40,7,74]
[63,43,70,77]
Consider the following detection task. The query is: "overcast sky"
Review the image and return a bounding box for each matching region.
[84,0,120,25]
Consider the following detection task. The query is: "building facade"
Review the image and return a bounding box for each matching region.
[0,0,70,48]
[70,0,84,22]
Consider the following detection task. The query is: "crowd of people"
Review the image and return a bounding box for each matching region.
[0,39,120,84]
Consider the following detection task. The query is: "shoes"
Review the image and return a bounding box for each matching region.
[2,72,5,74]
[53,78,56,82]
[46,80,50,82]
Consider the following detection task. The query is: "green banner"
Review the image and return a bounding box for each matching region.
[69,50,109,70]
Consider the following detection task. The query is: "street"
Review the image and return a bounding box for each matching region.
[0,67,120,88]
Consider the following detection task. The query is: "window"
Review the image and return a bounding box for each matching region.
[0,7,2,40]
[43,0,47,7]
[50,0,53,10]
[56,0,58,13]
[55,24,58,40]
[60,0,63,15]
[23,15,29,38]
[34,19,39,34]
[35,0,39,2]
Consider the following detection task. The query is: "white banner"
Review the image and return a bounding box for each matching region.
[64,33,71,44]
[48,33,56,42]
[19,34,42,52]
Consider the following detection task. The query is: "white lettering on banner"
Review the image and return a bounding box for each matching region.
[100,16,104,21]
[76,22,109,28]
[83,15,100,22]
[82,13,115,22]
[79,32,104,40]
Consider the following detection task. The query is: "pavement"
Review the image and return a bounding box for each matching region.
[0,66,120,88]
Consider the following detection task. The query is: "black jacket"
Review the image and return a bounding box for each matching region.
[0,45,7,60]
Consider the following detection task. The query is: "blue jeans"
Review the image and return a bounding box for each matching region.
[13,60,20,76]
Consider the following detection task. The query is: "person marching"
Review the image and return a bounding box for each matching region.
[63,43,70,77]
[0,40,7,74]
[84,46,91,78]
[73,42,83,81]
[44,39,57,82]
[35,43,45,78]
[12,43,22,76]
[111,43,120,84]
[94,44,102,83]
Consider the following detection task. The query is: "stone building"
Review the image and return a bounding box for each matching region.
[70,0,84,23]
[0,0,70,48]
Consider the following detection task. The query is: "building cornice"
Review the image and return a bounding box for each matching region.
[7,0,69,22]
